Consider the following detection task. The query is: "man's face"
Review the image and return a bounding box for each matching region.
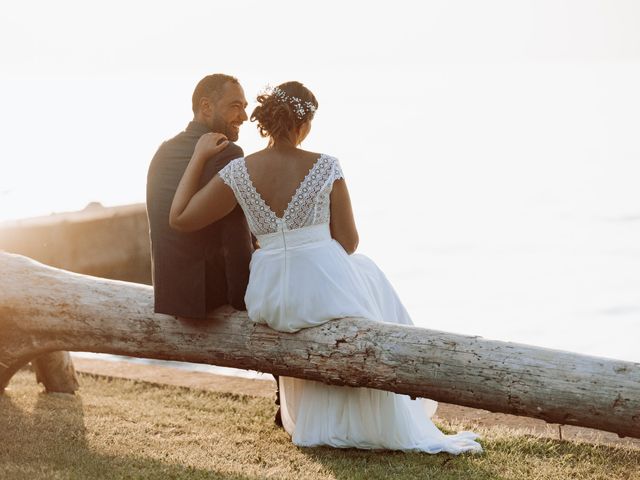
[208,82,248,141]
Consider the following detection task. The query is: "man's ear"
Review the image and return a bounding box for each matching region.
[199,97,213,118]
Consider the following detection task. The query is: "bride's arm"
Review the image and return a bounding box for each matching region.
[170,133,238,232]
[330,179,359,254]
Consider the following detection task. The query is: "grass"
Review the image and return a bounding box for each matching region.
[1,371,639,480]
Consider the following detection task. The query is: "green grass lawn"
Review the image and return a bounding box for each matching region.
[1,371,639,480]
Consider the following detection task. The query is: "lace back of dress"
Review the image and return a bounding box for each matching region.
[219,154,344,236]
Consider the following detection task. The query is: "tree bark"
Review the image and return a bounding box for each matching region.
[0,252,638,438]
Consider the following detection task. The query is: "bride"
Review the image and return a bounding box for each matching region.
[169,81,482,454]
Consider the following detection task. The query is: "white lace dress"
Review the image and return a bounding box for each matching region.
[218,154,482,454]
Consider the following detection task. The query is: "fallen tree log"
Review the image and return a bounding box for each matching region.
[1,252,639,438]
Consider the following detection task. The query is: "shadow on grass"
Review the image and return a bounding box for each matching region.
[3,383,638,480]
[298,445,500,480]
[1,386,500,480]
[0,394,261,480]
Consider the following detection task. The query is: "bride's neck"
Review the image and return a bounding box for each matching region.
[269,138,298,152]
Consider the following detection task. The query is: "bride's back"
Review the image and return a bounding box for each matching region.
[244,149,323,219]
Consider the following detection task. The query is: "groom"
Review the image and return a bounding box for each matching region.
[147,74,252,319]
[147,73,282,427]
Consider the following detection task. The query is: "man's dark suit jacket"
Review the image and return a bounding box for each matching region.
[146,121,253,319]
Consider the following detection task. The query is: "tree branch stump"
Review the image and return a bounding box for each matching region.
[32,351,79,393]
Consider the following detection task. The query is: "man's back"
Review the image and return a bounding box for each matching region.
[146,121,252,318]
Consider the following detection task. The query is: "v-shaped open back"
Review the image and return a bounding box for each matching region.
[241,154,325,220]
[218,154,344,235]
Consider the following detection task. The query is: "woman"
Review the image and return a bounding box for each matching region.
[170,81,482,454]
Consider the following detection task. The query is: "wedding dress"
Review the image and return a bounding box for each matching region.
[218,154,482,454]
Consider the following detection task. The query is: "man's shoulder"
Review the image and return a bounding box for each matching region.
[150,128,191,164]
[208,142,244,172]
[219,142,244,160]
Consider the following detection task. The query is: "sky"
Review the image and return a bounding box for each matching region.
[1,1,639,221]
[1,0,640,360]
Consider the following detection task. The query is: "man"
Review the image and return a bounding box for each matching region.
[147,74,252,319]
[147,74,282,426]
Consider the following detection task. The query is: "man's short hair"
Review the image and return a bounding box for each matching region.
[192,74,240,115]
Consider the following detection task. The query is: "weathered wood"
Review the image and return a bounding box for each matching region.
[0,252,639,438]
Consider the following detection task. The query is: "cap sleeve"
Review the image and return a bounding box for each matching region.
[218,157,239,188]
[332,157,344,181]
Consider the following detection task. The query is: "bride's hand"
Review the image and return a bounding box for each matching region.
[193,132,229,159]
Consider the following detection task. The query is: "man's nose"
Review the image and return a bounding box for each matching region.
[240,108,248,122]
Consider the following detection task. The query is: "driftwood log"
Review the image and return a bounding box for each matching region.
[0,252,639,439]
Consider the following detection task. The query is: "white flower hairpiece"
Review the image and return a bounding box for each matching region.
[262,85,317,120]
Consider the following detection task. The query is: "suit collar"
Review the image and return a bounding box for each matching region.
[186,121,210,135]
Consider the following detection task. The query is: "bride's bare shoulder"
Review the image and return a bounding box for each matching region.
[244,150,266,162]
[298,149,324,160]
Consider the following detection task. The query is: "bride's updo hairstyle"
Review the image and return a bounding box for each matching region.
[251,81,318,145]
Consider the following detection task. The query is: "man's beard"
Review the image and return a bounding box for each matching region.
[210,115,239,142]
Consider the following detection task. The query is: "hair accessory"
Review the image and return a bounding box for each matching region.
[262,85,317,119]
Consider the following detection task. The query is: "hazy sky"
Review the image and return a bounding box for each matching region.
[1,0,639,221]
